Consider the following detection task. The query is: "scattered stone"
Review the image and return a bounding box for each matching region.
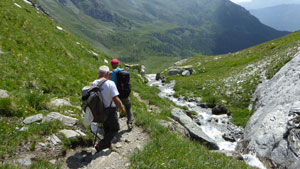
[14,3,22,8]
[43,112,78,126]
[20,126,29,131]
[135,144,142,151]
[64,110,74,114]
[46,98,73,109]
[76,130,86,137]
[222,133,236,142]
[56,26,63,31]
[59,129,81,139]
[212,105,228,115]
[115,143,122,148]
[171,108,219,149]
[182,70,190,76]
[49,159,56,164]
[89,51,98,56]
[125,163,131,168]
[38,142,46,147]
[23,113,43,124]
[23,0,32,6]
[49,134,61,145]
[15,156,32,166]
[0,89,9,98]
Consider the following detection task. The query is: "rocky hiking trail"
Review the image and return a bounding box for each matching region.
[60,117,149,169]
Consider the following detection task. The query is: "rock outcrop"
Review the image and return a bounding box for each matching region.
[237,53,300,169]
[171,108,219,150]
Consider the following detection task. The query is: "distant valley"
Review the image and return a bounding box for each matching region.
[37,0,287,72]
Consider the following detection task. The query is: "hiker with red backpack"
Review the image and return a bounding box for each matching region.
[111,59,134,130]
[88,65,125,152]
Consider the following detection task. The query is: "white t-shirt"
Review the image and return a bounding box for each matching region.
[91,79,119,108]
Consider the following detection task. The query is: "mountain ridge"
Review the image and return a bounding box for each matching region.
[37,0,288,72]
[250,4,300,32]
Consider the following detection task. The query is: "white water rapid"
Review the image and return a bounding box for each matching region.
[146,74,266,169]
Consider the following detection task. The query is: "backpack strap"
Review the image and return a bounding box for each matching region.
[97,79,113,108]
[97,79,107,88]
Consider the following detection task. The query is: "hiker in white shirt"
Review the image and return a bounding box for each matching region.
[91,65,125,152]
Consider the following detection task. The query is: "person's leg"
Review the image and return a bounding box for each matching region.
[95,108,120,152]
[121,97,134,125]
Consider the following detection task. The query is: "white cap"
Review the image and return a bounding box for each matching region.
[98,65,109,73]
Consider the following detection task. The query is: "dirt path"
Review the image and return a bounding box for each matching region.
[61,117,149,169]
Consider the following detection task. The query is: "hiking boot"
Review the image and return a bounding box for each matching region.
[95,143,111,153]
[119,112,126,118]
[127,122,133,130]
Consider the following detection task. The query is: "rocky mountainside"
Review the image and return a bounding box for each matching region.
[250,4,300,32]
[237,49,300,168]
[37,0,288,72]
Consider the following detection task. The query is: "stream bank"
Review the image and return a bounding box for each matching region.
[146,74,266,169]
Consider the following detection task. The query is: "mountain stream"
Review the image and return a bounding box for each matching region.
[146,74,266,169]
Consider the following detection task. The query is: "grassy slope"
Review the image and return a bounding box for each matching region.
[0,0,108,166]
[1,0,250,168]
[167,31,300,126]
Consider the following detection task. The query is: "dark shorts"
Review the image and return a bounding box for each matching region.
[103,107,120,131]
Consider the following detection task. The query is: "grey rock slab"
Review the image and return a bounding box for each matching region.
[171,108,219,149]
[237,53,300,169]
[43,112,78,126]
[15,155,32,166]
[59,129,80,139]
[0,89,9,98]
[23,113,43,124]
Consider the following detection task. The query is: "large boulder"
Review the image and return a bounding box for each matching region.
[43,112,78,126]
[171,108,219,149]
[237,53,300,169]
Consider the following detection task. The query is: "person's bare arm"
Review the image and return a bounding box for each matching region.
[113,96,125,114]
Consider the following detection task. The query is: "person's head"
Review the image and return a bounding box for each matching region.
[111,59,119,69]
[98,65,110,78]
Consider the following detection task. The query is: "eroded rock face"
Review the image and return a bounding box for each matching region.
[237,53,300,169]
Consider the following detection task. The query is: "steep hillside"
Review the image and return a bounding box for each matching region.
[0,1,252,168]
[37,0,288,72]
[250,4,300,32]
[165,31,300,126]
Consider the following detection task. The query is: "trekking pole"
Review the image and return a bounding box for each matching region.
[93,125,99,147]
